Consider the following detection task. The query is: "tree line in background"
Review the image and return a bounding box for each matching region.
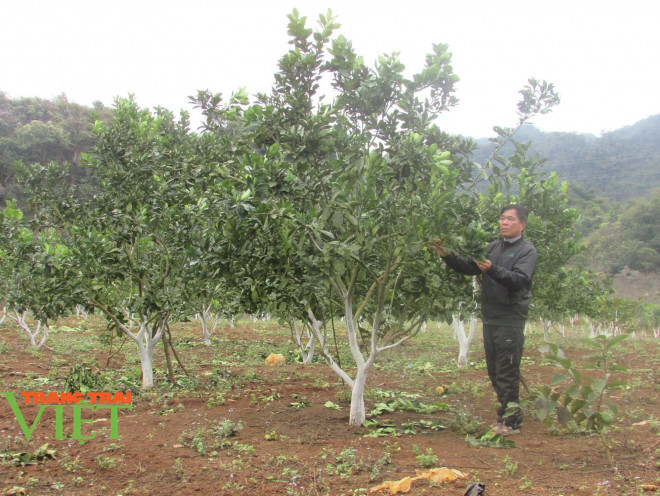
[0,10,658,424]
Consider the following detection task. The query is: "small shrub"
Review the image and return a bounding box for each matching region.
[527,334,628,466]
[96,455,116,470]
[214,419,242,438]
[179,419,242,456]
[445,406,484,435]
[412,445,438,468]
[64,363,103,393]
[321,447,363,480]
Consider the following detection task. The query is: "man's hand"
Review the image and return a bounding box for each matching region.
[429,239,449,257]
[476,259,492,272]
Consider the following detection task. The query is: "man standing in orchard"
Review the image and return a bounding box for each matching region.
[431,204,538,436]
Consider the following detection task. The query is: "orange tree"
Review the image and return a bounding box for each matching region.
[16,98,241,387]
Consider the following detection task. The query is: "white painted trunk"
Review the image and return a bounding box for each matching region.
[306,307,353,385]
[198,304,219,345]
[293,320,316,364]
[542,318,552,342]
[128,321,164,388]
[453,314,476,368]
[138,341,155,387]
[135,324,160,388]
[10,309,48,348]
[349,365,370,426]
[75,305,89,319]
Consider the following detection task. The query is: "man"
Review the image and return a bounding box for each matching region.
[430,204,538,436]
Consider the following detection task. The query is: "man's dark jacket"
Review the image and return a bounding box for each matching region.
[442,237,538,325]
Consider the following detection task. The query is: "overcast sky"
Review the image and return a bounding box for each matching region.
[2,0,659,138]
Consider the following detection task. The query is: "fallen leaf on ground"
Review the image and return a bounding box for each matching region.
[265,353,285,365]
[370,476,413,494]
[415,467,467,483]
[370,467,467,494]
[641,485,658,492]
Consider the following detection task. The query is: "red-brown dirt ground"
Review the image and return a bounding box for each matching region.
[1,316,659,495]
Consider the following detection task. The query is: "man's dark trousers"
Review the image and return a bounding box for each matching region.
[483,324,525,428]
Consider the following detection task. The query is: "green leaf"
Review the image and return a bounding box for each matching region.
[592,379,607,394]
[605,334,628,350]
[551,373,570,386]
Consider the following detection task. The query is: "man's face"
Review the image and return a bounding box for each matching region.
[499,208,525,239]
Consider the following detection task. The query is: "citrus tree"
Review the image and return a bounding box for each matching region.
[196,10,490,426]
[0,201,81,347]
[18,97,240,385]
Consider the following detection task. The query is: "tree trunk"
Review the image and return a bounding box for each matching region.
[162,331,175,384]
[134,322,163,388]
[138,342,155,388]
[349,365,370,426]
[293,320,316,364]
[11,310,48,348]
[306,307,353,385]
[454,314,477,368]
[198,304,219,345]
[542,318,552,342]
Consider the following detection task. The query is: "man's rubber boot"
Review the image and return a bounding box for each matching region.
[463,482,486,495]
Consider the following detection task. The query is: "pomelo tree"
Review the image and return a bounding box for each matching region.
[0,200,81,347]
[18,98,241,386]
[198,10,493,425]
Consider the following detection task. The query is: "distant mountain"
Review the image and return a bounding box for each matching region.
[470,114,660,202]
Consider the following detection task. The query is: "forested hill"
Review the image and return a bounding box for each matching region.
[471,114,660,202]
[2,90,659,204]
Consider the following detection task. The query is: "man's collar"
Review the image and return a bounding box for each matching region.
[503,235,522,244]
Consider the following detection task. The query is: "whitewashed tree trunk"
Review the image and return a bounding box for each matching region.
[305,283,411,426]
[453,314,477,368]
[0,304,7,325]
[292,319,316,363]
[75,305,89,319]
[94,304,166,388]
[542,318,552,342]
[198,304,220,345]
[350,365,369,425]
[131,320,164,388]
[8,309,48,348]
[306,307,353,385]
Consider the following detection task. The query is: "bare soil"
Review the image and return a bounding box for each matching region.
[1,317,659,496]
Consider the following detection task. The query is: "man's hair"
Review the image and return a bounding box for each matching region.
[500,204,528,224]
